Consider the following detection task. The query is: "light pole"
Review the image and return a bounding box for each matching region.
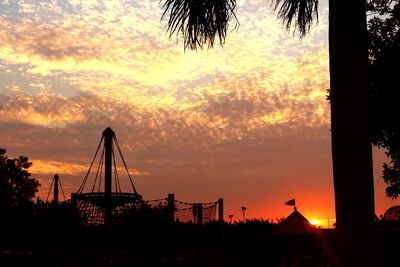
[241,207,246,222]
[228,214,234,224]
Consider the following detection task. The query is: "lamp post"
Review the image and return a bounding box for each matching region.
[241,207,246,222]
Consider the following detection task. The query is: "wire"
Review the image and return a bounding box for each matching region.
[112,148,121,193]
[114,136,137,194]
[59,177,66,201]
[78,135,104,193]
[145,198,168,203]
[98,151,104,192]
[46,177,55,202]
[116,158,122,193]
[92,147,105,193]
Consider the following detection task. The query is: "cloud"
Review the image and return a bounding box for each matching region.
[0,20,100,61]
[0,88,332,200]
[0,0,333,218]
[0,90,333,219]
[30,159,149,176]
[0,0,329,90]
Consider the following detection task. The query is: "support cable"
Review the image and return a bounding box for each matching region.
[112,148,119,193]
[117,173,122,193]
[98,151,104,192]
[114,149,122,193]
[46,177,55,202]
[114,136,137,194]
[92,147,105,193]
[78,135,104,193]
[59,177,66,201]
[115,158,122,193]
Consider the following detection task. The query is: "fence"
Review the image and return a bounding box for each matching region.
[145,194,224,266]
[145,194,224,225]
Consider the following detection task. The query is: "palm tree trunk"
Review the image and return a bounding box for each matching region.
[329,0,376,266]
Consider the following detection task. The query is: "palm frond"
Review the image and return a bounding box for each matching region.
[161,0,239,50]
[272,0,318,37]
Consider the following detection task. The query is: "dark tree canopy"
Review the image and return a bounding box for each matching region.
[367,0,400,198]
[161,0,318,50]
[273,0,318,37]
[0,148,40,208]
[161,0,239,50]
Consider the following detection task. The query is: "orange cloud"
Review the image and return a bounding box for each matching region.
[30,159,149,176]
[0,0,335,219]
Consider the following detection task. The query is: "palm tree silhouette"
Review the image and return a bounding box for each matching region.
[161,0,375,266]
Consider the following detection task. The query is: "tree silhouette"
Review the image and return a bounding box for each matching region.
[161,0,375,265]
[368,0,400,199]
[0,148,40,209]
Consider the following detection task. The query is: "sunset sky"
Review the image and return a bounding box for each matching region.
[0,0,398,226]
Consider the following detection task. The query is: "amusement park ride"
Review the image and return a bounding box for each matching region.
[71,127,144,226]
[45,127,222,228]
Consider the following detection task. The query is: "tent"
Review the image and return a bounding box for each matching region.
[275,207,317,234]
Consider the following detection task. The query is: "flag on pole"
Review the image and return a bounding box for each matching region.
[285,199,296,206]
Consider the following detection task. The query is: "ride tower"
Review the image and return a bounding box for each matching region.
[46,173,66,204]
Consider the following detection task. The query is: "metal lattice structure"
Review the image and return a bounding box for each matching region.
[74,192,144,225]
[72,127,144,226]
[145,198,169,209]
[145,197,220,224]
[174,200,218,224]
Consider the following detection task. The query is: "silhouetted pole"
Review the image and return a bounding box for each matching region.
[197,203,203,225]
[53,174,59,205]
[241,207,246,222]
[68,193,79,266]
[218,199,224,223]
[218,198,224,267]
[103,127,114,227]
[192,203,197,222]
[168,193,175,267]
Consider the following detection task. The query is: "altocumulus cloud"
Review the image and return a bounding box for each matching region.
[0,0,334,217]
[0,84,331,203]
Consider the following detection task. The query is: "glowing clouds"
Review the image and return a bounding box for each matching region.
[30,159,149,176]
[0,0,333,219]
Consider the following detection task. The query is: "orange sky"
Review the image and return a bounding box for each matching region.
[0,0,398,224]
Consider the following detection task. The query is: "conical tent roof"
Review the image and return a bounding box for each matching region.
[275,208,317,234]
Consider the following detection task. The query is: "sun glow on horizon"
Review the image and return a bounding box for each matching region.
[307,217,336,228]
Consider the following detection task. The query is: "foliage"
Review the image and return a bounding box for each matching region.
[272,0,319,37]
[0,148,40,208]
[161,0,319,50]
[161,0,239,50]
[367,0,400,198]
